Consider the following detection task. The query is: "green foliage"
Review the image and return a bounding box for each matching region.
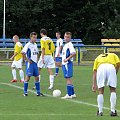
[0,0,120,44]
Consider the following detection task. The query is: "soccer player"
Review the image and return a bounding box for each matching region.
[10,35,24,83]
[21,32,43,96]
[92,53,120,116]
[54,31,63,77]
[38,29,55,90]
[61,32,76,99]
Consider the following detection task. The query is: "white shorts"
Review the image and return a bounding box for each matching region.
[11,58,23,69]
[37,55,55,68]
[97,63,117,88]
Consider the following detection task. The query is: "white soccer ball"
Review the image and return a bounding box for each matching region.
[53,89,61,97]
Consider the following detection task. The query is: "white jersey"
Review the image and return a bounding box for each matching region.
[21,42,38,63]
[62,42,76,65]
[55,38,63,57]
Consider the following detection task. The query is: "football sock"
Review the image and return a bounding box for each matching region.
[71,85,75,95]
[49,75,54,87]
[19,69,24,81]
[39,75,41,82]
[55,67,59,75]
[24,82,28,94]
[35,81,40,95]
[12,69,17,80]
[97,94,104,113]
[110,92,116,113]
[67,84,72,96]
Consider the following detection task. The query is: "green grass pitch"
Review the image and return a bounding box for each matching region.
[0,65,120,120]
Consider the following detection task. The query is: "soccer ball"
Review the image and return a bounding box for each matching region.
[53,89,61,97]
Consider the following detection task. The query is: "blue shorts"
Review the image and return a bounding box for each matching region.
[62,61,73,78]
[26,61,39,77]
[55,57,62,62]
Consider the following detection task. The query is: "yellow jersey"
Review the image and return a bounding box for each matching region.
[14,42,23,61]
[93,53,120,70]
[40,36,55,55]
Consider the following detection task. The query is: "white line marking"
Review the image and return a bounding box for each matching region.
[1,82,120,113]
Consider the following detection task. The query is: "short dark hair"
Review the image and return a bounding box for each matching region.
[65,32,72,36]
[30,32,37,38]
[56,31,61,35]
[40,29,47,35]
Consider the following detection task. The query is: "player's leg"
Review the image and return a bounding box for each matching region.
[23,62,33,96]
[47,68,54,90]
[18,68,24,82]
[11,61,17,82]
[96,64,106,116]
[107,64,117,116]
[24,76,30,96]
[38,67,42,82]
[55,57,62,77]
[109,87,117,116]
[47,55,55,89]
[17,59,24,82]
[55,62,59,76]
[97,87,104,116]
[34,76,41,96]
[61,62,76,99]
[33,62,42,96]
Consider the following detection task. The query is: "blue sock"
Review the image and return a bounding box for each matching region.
[71,85,75,95]
[24,82,28,94]
[35,81,40,95]
[67,84,72,96]
[55,67,59,75]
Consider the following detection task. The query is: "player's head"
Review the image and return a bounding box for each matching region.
[56,32,61,39]
[40,29,47,37]
[30,32,37,43]
[64,32,72,43]
[12,35,19,43]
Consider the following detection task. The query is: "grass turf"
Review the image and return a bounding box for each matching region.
[0,65,120,120]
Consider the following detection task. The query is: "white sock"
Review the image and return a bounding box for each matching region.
[39,75,41,82]
[49,75,54,87]
[110,92,116,113]
[12,69,17,80]
[19,69,24,81]
[97,94,104,113]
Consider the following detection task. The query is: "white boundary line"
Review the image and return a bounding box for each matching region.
[1,82,120,113]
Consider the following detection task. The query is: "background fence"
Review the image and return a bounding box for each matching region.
[1,45,120,65]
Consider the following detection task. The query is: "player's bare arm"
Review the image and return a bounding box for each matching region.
[64,52,76,62]
[10,52,18,60]
[57,46,63,57]
[92,70,97,92]
[41,48,45,64]
[115,62,120,74]
[21,52,32,64]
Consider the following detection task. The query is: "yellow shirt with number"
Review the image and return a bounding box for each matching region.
[93,53,120,70]
[40,36,55,55]
[14,42,23,61]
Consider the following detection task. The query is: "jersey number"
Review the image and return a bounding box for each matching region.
[48,42,51,50]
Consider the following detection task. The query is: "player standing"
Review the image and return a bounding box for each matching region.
[10,35,24,83]
[92,53,120,116]
[61,32,76,99]
[21,32,43,96]
[54,31,63,77]
[38,29,55,90]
